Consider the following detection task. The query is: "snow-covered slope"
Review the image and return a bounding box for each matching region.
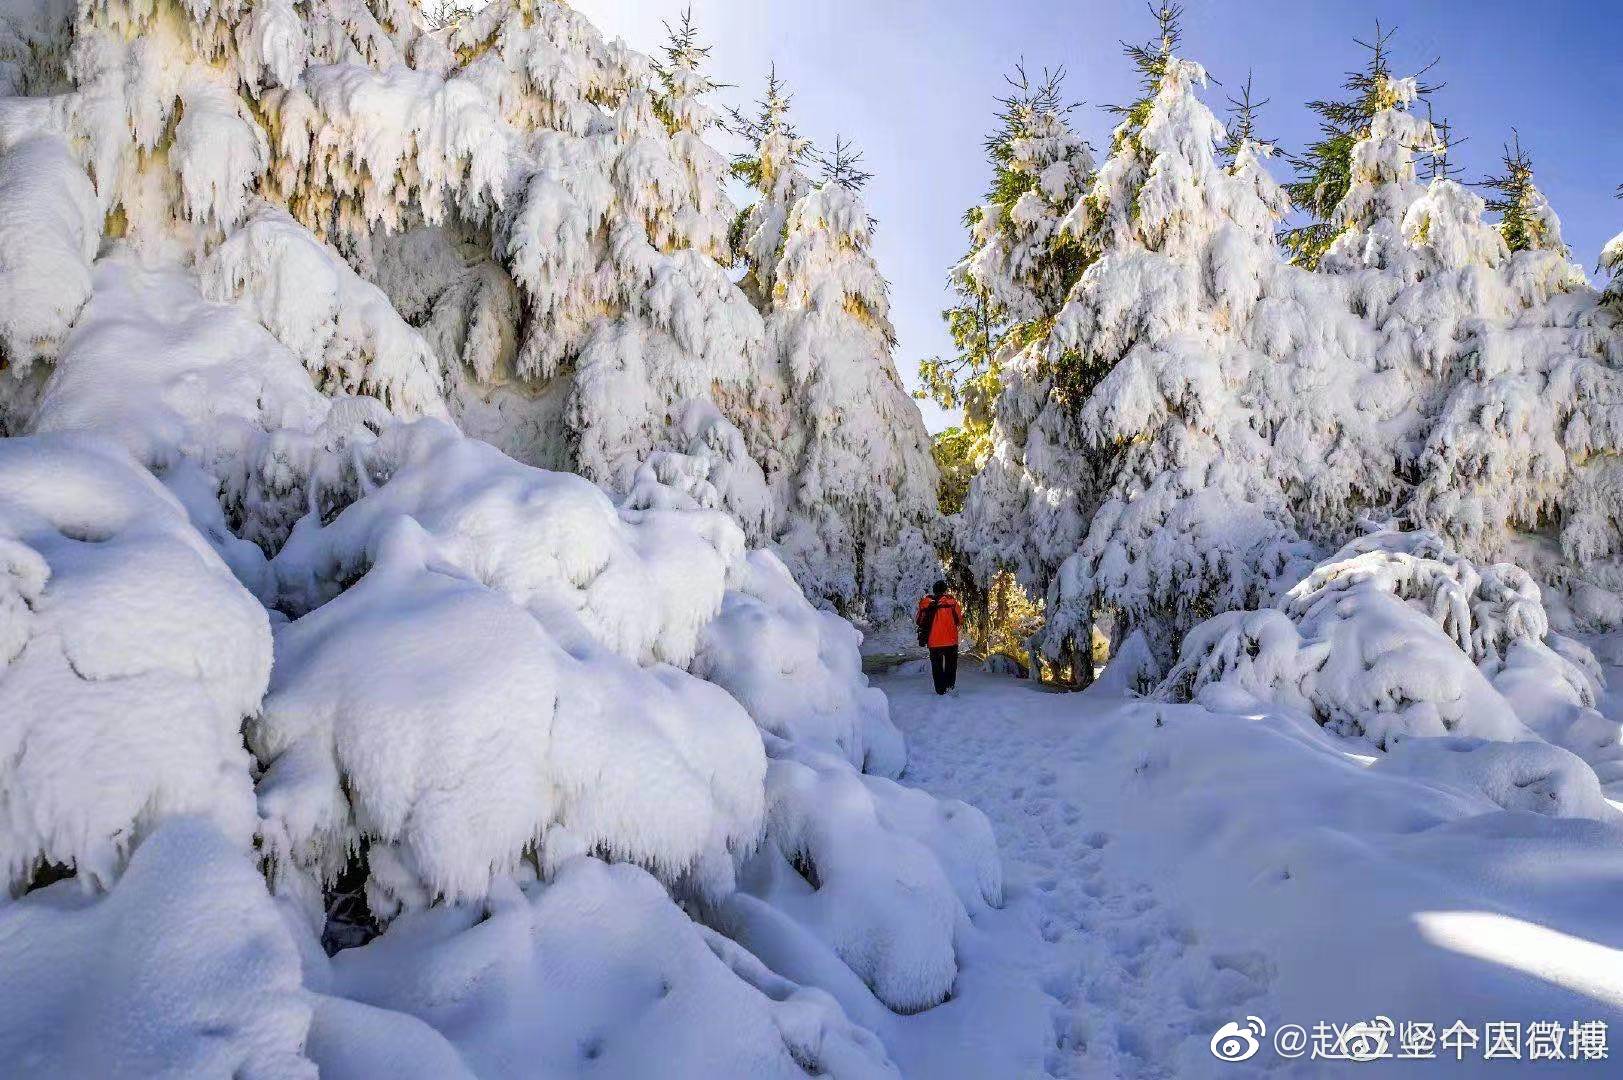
[882,661,1623,1078]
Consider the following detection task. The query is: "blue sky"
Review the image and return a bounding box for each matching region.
[575,0,1623,431]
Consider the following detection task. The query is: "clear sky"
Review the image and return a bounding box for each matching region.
[573,0,1623,432]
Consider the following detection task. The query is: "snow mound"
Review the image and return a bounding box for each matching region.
[0,130,100,377]
[22,256,369,575]
[0,436,267,892]
[691,550,998,1016]
[750,740,1000,1014]
[694,549,905,778]
[1371,737,1614,821]
[0,818,312,1078]
[255,422,765,915]
[311,857,896,1079]
[1160,530,1622,756]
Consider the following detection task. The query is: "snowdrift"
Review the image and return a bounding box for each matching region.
[1161,529,1623,796]
[0,436,267,894]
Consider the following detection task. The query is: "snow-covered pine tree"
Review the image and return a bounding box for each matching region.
[652,6,735,266]
[728,67,817,309]
[1403,136,1623,626]
[950,66,1096,612]
[1482,132,1568,257]
[0,0,446,424]
[921,65,1093,443]
[0,2,1003,1060]
[1268,30,1463,546]
[1605,185,1623,304]
[749,133,943,624]
[1037,6,1309,674]
[317,2,791,541]
[1282,23,1441,271]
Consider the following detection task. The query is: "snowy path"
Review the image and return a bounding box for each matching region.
[880,666,1284,1079]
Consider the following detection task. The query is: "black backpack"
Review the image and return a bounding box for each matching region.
[916,597,944,647]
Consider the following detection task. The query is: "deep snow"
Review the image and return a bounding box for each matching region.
[878,662,1623,1078]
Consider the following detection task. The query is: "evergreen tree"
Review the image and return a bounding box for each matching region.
[652,6,737,264]
[1283,24,1440,268]
[1219,72,1269,166]
[1482,132,1569,256]
[762,143,943,624]
[920,64,1093,464]
[1606,189,1623,303]
[727,67,816,307]
[1037,9,1308,673]
[943,64,1095,649]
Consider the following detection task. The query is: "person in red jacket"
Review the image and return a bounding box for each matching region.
[917,579,963,696]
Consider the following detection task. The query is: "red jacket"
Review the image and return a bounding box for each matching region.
[917,593,962,648]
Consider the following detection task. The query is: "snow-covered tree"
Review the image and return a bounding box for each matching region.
[1162,529,1623,793]
[950,67,1097,604]
[652,6,736,266]
[1283,24,1441,270]
[1598,184,1623,305]
[728,82,942,624]
[921,66,1093,435]
[0,0,1001,1064]
[1037,11,1311,673]
[1483,132,1569,257]
[729,68,817,308]
[762,157,943,620]
[1401,161,1623,623]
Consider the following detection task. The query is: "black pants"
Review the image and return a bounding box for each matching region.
[930,645,958,695]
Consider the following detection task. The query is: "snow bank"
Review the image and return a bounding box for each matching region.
[256,422,765,915]
[693,554,999,1016]
[695,549,904,777]
[744,741,1001,1015]
[310,857,896,1079]
[0,436,267,892]
[1371,737,1614,822]
[1161,530,1623,759]
[0,818,312,1078]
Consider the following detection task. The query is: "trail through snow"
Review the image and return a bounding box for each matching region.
[881,666,1284,1079]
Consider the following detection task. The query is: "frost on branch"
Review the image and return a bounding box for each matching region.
[255,422,765,918]
[0,436,267,894]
